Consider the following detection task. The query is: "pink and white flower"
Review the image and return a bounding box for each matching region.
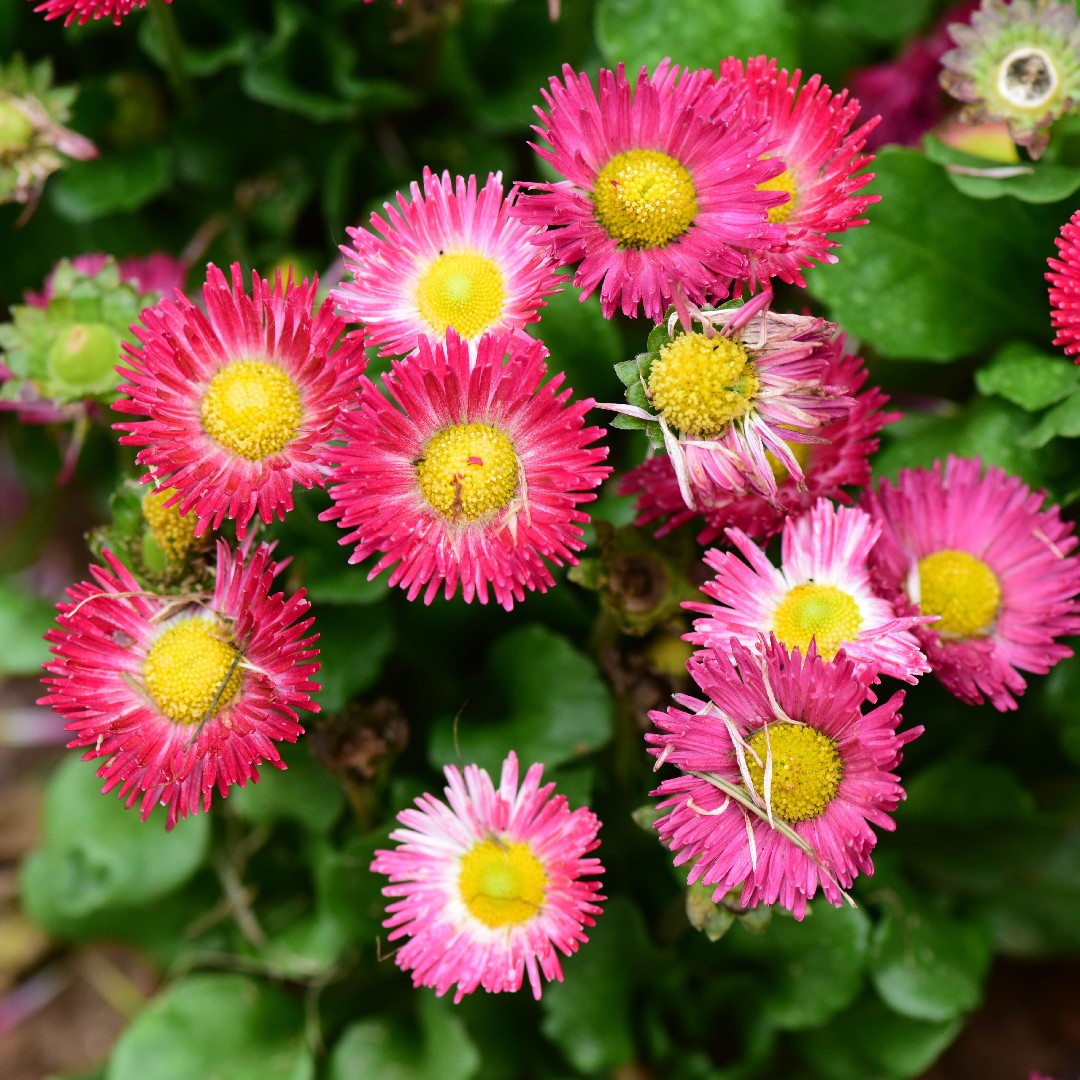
[39,540,320,830]
[864,455,1080,710]
[649,636,920,919]
[322,329,610,610]
[334,169,562,357]
[113,263,366,541]
[513,60,784,321]
[688,498,931,684]
[371,751,604,1001]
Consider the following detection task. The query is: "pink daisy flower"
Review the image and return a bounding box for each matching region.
[688,498,931,684]
[864,456,1080,710]
[718,56,879,292]
[1047,207,1080,358]
[334,169,563,357]
[512,60,785,322]
[113,263,367,541]
[30,0,166,26]
[606,293,854,509]
[39,540,320,830]
[24,251,187,308]
[321,329,610,611]
[620,340,898,543]
[648,636,920,919]
[371,751,604,1001]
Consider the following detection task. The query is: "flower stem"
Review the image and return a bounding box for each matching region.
[149,0,192,109]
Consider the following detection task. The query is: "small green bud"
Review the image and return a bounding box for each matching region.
[46,322,122,397]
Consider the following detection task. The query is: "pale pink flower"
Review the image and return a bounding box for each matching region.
[371,751,604,1001]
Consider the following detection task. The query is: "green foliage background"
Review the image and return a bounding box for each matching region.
[3,0,1080,1077]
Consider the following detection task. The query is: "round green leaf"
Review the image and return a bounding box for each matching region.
[870,906,993,1022]
[975,342,1080,412]
[49,145,172,223]
[427,625,613,774]
[21,754,209,939]
[596,0,799,74]
[807,148,1059,360]
[328,993,479,1080]
[107,974,313,1080]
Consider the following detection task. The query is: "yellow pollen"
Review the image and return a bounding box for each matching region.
[142,616,242,726]
[745,723,843,823]
[458,838,547,928]
[648,332,759,438]
[416,422,519,522]
[142,488,198,563]
[766,434,812,483]
[916,549,1001,639]
[593,149,698,248]
[758,165,798,225]
[200,359,302,462]
[771,583,862,660]
[415,251,506,339]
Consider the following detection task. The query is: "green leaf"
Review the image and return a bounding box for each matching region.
[806,148,1057,360]
[48,146,172,223]
[0,578,55,676]
[827,0,936,41]
[540,896,652,1074]
[796,993,963,1080]
[897,760,1036,825]
[312,827,394,945]
[975,341,1080,411]
[229,741,346,834]
[1020,387,1080,447]
[924,135,1080,203]
[21,755,209,939]
[725,901,871,1030]
[870,905,993,1022]
[595,0,799,74]
[428,625,613,775]
[106,974,313,1080]
[328,993,479,1080]
[313,602,395,712]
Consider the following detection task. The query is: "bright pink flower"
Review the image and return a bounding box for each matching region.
[24,252,188,308]
[688,499,930,684]
[607,295,854,509]
[621,341,898,542]
[30,0,166,26]
[39,541,320,830]
[334,169,562,357]
[718,56,879,292]
[864,456,1080,710]
[1047,207,1080,358]
[322,330,610,610]
[371,751,604,1001]
[113,263,366,541]
[513,60,784,321]
[649,636,919,919]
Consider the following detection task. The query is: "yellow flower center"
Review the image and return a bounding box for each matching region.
[416,422,519,521]
[200,359,302,461]
[745,722,843,823]
[916,549,1001,639]
[648,332,759,438]
[593,149,698,249]
[142,616,242,726]
[415,251,506,340]
[458,838,547,928]
[997,47,1057,111]
[142,488,198,563]
[758,166,797,225]
[771,583,862,660]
